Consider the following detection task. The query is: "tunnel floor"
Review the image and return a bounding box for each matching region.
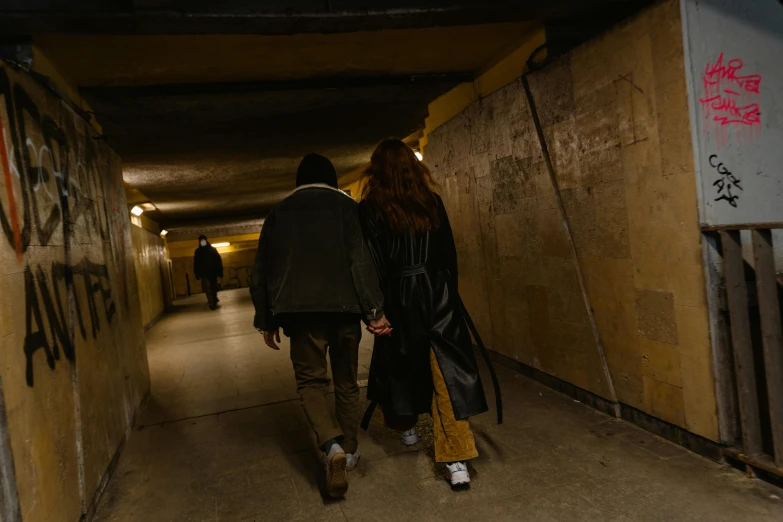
[93,289,782,521]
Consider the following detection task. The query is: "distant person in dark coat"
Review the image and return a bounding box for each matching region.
[194,235,223,310]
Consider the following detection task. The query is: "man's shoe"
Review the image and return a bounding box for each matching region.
[445,462,471,491]
[401,428,419,446]
[325,444,348,498]
[346,448,360,471]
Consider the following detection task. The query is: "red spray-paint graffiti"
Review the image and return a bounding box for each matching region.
[0,125,22,262]
[699,53,762,150]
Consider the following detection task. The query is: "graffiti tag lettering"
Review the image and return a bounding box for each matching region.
[224,266,252,289]
[700,53,762,150]
[709,154,742,208]
[0,66,129,387]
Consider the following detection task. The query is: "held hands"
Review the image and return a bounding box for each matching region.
[367,315,392,337]
[262,328,281,350]
[261,318,389,348]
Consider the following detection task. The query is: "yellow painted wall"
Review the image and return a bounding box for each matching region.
[171,248,257,298]
[425,0,718,441]
[342,176,368,202]
[342,26,546,198]
[420,27,547,151]
[30,45,103,134]
[0,63,148,520]
[167,235,260,298]
[132,225,170,329]
[130,213,161,235]
[166,233,260,259]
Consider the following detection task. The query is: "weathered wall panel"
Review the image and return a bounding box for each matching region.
[0,61,148,521]
[132,224,167,329]
[426,0,718,440]
[171,248,256,299]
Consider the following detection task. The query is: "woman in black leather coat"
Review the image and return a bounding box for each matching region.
[360,139,488,490]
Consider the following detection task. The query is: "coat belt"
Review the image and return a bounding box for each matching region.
[392,263,434,278]
[360,268,504,431]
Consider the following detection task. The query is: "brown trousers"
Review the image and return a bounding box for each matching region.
[381,350,479,463]
[201,277,218,307]
[289,324,362,454]
[430,350,479,463]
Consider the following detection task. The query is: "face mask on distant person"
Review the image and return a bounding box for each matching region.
[200,240,207,247]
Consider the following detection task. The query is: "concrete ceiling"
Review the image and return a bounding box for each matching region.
[0,0,638,35]
[34,24,536,87]
[44,23,536,227]
[17,1,646,229]
[85,77,464,224]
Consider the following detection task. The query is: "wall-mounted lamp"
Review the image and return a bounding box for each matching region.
[160,230,168,237]
[414,151,423,161]
[130,206,144,216]
[212,242,230,248]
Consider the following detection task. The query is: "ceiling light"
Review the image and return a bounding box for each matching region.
[160,230,168,236]
[414,151,423,161]
[130,206,144,216]
[212,242,230,248]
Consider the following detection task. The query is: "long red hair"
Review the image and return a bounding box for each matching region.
[361,139,441,234]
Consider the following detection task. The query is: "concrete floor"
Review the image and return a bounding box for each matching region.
[94,289,783,522]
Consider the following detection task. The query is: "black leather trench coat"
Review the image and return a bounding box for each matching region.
[360,195,488,421]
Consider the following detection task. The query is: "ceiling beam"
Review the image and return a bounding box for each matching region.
[164,221,266,243]
[80,73,474,98]
[0,1,641,35]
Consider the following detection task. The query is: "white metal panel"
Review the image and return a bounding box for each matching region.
[681,0,783,226]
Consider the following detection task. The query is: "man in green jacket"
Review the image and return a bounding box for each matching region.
[250,153,390,498]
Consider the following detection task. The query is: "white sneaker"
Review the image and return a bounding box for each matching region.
[325,444,348,498]
[445,462,471,490]
[346,448,360,471]
[401,428,419,446]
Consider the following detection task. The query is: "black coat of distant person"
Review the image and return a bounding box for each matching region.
[193,238,224,281]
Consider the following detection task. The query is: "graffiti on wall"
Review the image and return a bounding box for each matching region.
[0,66,130,386]
[708,154,743,208]
[699,53,762,150]
[223,266,252,289]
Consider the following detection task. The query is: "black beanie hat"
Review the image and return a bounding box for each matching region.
[296,153,338,188]
[198,235,208,243]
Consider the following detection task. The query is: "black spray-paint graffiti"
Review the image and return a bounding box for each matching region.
[24,259,116,386]
[24,264,71,387]
[0,66,129,386]
[709,154,743,208]
[0,67,116,253]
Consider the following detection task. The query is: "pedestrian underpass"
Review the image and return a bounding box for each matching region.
[1,1,782,520]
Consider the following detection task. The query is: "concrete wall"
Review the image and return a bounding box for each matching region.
[171,247,257,299]
[419,27,547,150]
[131,225,170,329]
[0,61,149,521]
[425,0,718,440]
